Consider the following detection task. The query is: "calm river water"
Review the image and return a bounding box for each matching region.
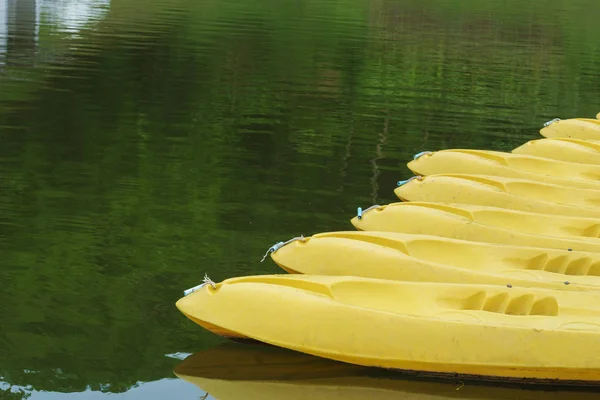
[2,0,600,398]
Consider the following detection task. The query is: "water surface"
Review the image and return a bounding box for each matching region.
[2,0,600,398]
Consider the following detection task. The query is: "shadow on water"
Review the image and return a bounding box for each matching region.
[174,342,600,400]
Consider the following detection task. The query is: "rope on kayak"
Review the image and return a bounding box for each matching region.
[260,235,305,262]
[182,273,216,296]
[357,204,382,219]
[397,175,422,187]
[203,273,216,289]
[543,118,561,127]
[413,151,433,160]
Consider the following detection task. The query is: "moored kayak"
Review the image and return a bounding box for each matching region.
[350,202,600,253]
[176,274,600,384]
[408,149,600,189]
[268,231,600,290]
[513,138,600,166]
[394,174,600,218]
[174,343,600,397]
[391,202,600,240]
[541,118,600,140]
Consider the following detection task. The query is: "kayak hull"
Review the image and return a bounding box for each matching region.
[541,119,600,140]
[176,275,600,384]
[269,231,600,290]
[350,202,600,253]
[408,149,600,189]
[513,138,600,166]
[360,202,600,241]
[394,174,600,219]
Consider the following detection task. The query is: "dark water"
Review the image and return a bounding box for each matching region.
[2,0,600,398]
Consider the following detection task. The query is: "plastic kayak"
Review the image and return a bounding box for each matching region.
[174,343,600,397]
[541,118,600,140]
[380,202,600,240]
[176,274,600,384]
[268,231,600,290]
[513,138,600,166]
[350,202,600,253]
[408,149,600,190]
[395,174,600,218]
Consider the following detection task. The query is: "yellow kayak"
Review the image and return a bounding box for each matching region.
[395,174,600,218]
[513,138,600,166]
[176,274,600,384]
[174,343,600,398]
[350,202,600,253]
[268,231,600,290]
[408,149,600,190]
[398,202,600,240]
[541,118,600,140]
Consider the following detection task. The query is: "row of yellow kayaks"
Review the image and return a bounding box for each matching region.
[176,114,600,388]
